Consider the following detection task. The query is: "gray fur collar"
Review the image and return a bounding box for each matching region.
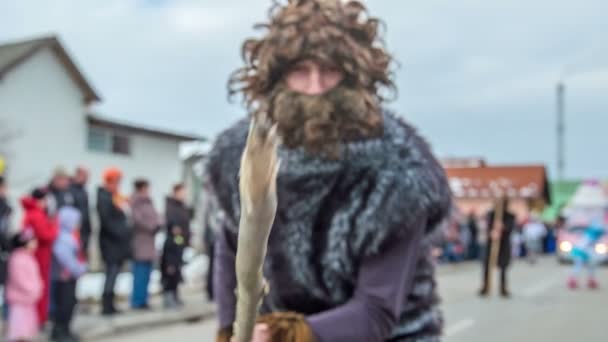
[206,109,451,325]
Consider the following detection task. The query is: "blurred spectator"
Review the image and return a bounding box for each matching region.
[163,183,192,308]
[0,176,12,286]
[161,225,186,309]
[97,168,131,316]
[523,213,547,264]
[51,207,87,341]
[130,179,161,310]
[6,230,42,342]
[543,223,557,254]
[511,225,524,258]
[0,176,12,322]
[47,167,74,217]
[165,183,193,245]
[477,216,489,264]
[440,208,466,263]
[479,198,515,298]
[443,220,465,262]
[21,188,58,327]
[465,212,480,260]
[70,166,92,257]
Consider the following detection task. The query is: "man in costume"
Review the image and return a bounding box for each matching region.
[478,198,515,298]
[207,0,451,341]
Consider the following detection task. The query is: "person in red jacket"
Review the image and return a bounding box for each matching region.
[21,188,58,327]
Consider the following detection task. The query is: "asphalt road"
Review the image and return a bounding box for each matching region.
[101,257,608,342]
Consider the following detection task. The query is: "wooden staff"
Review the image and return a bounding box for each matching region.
[233,117,280,342]
[486,197,505,295]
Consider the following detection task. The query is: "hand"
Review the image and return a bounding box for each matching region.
[491,229,501,241]
[252,324,270,342]
[231,324,269,342]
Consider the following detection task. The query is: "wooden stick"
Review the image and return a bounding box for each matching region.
[486,197,505,295]
[233,118,280,342]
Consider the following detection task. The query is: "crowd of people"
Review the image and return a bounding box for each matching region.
[438,207,556,265]
[0,166,194,342]
[434,199,561,298]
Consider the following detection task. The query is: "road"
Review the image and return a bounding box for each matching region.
[100,257,608,342]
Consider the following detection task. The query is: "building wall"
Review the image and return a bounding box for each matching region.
[0,47,86,213]
[84,132,183,212]
[0,47,183,221]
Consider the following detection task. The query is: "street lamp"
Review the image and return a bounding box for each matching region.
[556,81,565,181]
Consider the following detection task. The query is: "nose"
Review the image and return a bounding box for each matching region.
[306,68,325,95]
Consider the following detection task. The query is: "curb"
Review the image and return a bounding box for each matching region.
[75,301,216,340]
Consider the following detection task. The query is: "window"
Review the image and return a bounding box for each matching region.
[87,125,131,156]
[87,126,110,152]
[112,133,131,155]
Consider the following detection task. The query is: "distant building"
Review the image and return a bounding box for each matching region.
[444,160,551,222]
[0,35,204,218]
[442,157,487,168]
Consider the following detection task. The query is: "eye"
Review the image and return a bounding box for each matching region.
[286,66,306,78]
[322,65,341,74]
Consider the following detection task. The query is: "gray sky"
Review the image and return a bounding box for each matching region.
[1,0,606,179]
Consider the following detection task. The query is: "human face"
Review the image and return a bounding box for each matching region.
[174,187,186,202]
[37,197,47,210]
[53,175,70,190]
[27,239,38,251]
[284,59,344,96]
[107,178,121,193]
[75,168,89,185]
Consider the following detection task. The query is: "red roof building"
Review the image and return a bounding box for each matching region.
[443,162,551,221]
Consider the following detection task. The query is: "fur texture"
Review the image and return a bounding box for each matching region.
[268,84,383,158]
[216,312,314,342]
[228,0,396,112]
[207,111,451,341]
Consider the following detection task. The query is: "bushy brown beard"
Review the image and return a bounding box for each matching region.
[263,85,383,159]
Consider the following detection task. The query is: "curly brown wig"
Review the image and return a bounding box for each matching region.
[228,0,396,109]
[228,0,396,158]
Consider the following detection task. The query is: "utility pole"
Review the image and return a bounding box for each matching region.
[556,82,565,181]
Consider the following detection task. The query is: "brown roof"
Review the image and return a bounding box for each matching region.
[0,35,100,104]
[445,164,551,203]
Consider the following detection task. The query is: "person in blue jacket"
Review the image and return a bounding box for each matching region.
[51,207,87,342]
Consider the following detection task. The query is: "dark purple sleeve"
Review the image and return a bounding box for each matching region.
[214,228,237,329]
[307,218,426,342]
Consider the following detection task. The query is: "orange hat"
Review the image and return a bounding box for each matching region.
[103,167,122,183]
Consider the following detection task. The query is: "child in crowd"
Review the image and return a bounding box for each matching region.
[161,226,186,309]
[6,229,43,342]
[21,187,58,327]
[51,207,87,342]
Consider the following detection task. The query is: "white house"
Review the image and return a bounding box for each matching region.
[0,35,204,220]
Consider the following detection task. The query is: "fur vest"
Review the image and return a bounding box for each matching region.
[206,111,451,341]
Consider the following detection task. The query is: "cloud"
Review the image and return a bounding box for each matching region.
[166,3,238,34]
[0,0,607,178]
